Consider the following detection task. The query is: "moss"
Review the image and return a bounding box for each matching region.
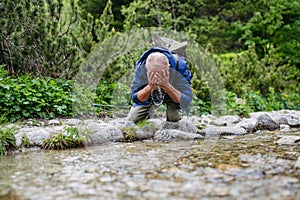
[21,134,30,148]
[121,126,138,142]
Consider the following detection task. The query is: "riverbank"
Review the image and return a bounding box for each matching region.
[1,110,300,151]
[1,110,300,199]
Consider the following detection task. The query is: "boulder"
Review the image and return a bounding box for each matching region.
[154,129,203,141]
[279,124,291,132]
[63,118,83,126]
[276,136,300,145]
[44,126,65,135]
[48,119,60,126]
[235,118,258,133]
[281,114,300,127]
[250,112,280,131]
[86,122,124,144]
[201,125,247,136]
[162,118,197,133]
[200,115,216,125]
[16,127,50,146]
[213,115,241,127]
[295,156,300,169]
[268,111,288,125]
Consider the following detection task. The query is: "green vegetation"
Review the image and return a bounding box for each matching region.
[0,0,299,122]
[41,127,86,150]
[0,73,73,121]
[121,126,139,142]
[0,127,17,155]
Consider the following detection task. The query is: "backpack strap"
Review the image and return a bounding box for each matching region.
[172,54,179,71]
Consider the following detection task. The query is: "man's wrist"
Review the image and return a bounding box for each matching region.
[160,83,172,91]
[147,84,157,92]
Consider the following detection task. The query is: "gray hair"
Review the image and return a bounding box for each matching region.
[145,52,169,69]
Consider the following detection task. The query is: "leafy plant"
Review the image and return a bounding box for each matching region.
[226,91,251,117]
[41,127,86,150]
[0,75,74,121]
[0,127,17,155]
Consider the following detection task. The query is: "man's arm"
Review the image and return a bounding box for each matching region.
[156,69,181,103]
[137,84,156,102]
[160,83,181,103]
[137,71,157,102]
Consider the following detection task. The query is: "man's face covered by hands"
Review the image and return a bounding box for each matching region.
[146,52,170,88]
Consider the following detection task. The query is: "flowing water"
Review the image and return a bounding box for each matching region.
[0,130,299,200]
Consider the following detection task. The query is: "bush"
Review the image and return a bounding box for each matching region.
[224,88,300,117]
[0,74,74,121]
[216,44,300,96]
[246,88,300,112]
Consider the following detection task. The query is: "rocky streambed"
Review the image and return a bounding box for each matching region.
[0,110,300,199]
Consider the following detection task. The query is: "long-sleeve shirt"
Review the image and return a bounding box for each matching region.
[130,47,193,115]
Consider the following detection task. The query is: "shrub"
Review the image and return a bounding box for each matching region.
[216,44,300,96]
[0,74,74,121]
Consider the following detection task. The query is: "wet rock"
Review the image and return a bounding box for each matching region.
[64,118,83,126]
[109,119,155,140]
[251,112,280,131]
[201,125,247,136]
[148,118,164,129]
[154,129,203,141]
[48,119,60,126]
[187,116,201,125]
[162,119,197,133]
[123,121,154,140]
[26,119,44,127]
[200,115,216,125]
[83,119,103,125]
[109,118,130,127]
[279,124,291,132]
[274,110,300,127]
[282,115,300,127]
[138,122,160,139]
[16,127,50,146]
[45,126,65,135]
[213,115,241,127]
[286,118,300,127]
[235,118,258,133]
[279,110,300,119]
[276,136,300,145]
[268,111,288,125]
[295,157,300,169]
[5,124,21,130]
[86,123,124,144]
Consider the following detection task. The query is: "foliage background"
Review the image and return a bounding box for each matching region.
[0,0,299,121]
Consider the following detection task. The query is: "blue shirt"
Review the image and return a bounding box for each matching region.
[131,47,193,115]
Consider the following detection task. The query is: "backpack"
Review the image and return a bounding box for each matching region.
[151,33,191,81]
[152,33,188,59]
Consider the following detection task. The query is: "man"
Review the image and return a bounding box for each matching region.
[127,47,192,123]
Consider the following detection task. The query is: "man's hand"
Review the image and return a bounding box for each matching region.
[155,69,170,88]
[147,71,158,91]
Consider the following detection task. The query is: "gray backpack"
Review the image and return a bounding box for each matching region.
[152,33,188,59]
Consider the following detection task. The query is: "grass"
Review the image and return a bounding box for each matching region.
[0,126,17,155]
[41,127,87,150]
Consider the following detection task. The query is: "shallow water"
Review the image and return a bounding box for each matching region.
[0,131,299,200]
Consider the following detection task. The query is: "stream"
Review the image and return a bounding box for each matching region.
[1,130,299,199]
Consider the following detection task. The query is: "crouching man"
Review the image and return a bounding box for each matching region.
[127,47,192,123]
